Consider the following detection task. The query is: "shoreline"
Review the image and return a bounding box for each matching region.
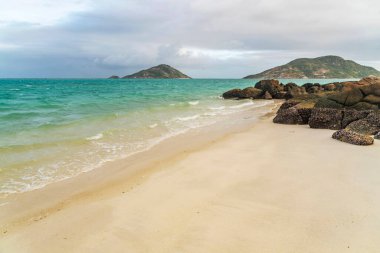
[0,100,280,233]
[2,100,380,252]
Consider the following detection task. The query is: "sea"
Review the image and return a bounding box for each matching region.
[0,78,353,197]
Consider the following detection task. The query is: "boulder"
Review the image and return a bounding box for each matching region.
[332,129,374,146]
[239,87,264,99]
[314,98,344,109]
[349,102,378,111]
[322,83,337,91]
[273,107,304,125]
[254,80,284,99]
[222,89,242,99]
[309,108,343,130]
[342,110,371,128]
[263,91,272,99]
[222,87,263,99]
[357,76,380,86]
[345,119,380,135]
[327,87,363,106]
[294,101,316,124]
[345,111,380,135]
[365,111,380,127]
[285,84,307,99]
[278,100,301,111]
[359,80,380,96]
[362,94,380,104]
[375,132,380,140]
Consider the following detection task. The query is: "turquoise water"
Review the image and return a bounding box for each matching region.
[0,78,353,196]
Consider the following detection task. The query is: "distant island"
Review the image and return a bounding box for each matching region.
[244,55,380,79]
[109,64,191,79]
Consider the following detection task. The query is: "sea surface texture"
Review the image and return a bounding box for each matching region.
[0,78,351,196]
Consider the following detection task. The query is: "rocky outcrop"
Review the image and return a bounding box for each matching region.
[222,76,380,145]
[254,80,286,99]
[332,129,374,146]
[309,108,343,130]
[273,107,304,124]
[222,87,263,99]
[108,75,120,79]
[345,119,380,135]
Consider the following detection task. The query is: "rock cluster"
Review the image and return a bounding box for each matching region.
[223,76,380,146]
[222,79,326,100]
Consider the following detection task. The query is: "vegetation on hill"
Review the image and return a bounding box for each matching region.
[244,56,380,79]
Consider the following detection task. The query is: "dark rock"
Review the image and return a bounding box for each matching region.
[314,98,344,109]
[254,80,284,98]
[358,82,380,96]
[278,100,301,111]
[284,84,307,99]
[342,110,371,128]
[345,119,380,135]
[309,108,343,130]
[222,87,263,99]
[374,132,380,140]
[294,101,316,124]
[332,129,374,146]
[273,107,304,125]
[222,89,243,99]
[322,83,337,91]
[108,75,120,79]
[345,111,380,135]
[240,87,264,99]
[349,102,378,111]
[362,94,380,104]
[365,111,380,126]
[284,82,298,92]
[263,91,272,99]
[327,87,363,106]
[309,86,322,93]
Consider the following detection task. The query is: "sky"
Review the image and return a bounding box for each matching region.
[0,0,380,78]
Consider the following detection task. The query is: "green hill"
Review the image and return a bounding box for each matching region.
[122,64,191,79]
[244,56,380,79]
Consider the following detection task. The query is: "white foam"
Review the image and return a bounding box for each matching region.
[229,101,254,109]
[209,106,225,110]
[188,101,199,105]
[176,115,200,121]
[149,123,158,128]
[86,133,104,141]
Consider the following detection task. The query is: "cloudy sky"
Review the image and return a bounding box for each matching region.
[1,0,380,78]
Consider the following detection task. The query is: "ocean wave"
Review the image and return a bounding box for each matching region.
[175,115,200,121]
[86,133,104,141]
[203,112,218,116]
[149,123,158,128]
[229,101,254,109]
[209,106,225,110]
[188,100,199,105]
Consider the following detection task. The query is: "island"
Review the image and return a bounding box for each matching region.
[244,55,380,79]
[109,64,191,79]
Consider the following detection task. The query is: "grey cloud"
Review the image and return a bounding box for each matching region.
[1,0,380,78]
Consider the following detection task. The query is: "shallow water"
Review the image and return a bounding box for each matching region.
[0,78,354,195]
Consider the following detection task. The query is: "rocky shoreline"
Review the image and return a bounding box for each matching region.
[223,76,380,145]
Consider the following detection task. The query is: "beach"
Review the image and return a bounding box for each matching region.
[1,105,380,253]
